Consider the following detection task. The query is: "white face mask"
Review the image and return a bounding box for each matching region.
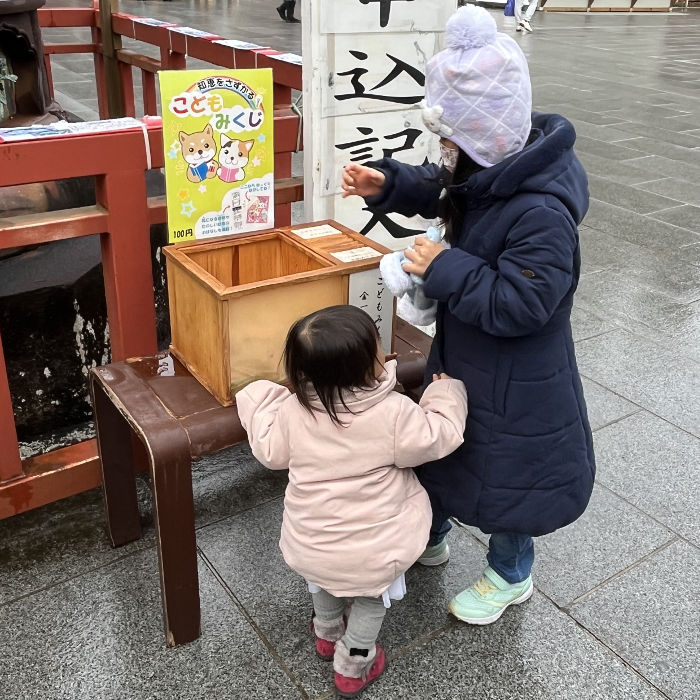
[440,143,459,173]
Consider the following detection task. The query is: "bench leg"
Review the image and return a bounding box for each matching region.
[92,380,142,546]
[148,423,201,647]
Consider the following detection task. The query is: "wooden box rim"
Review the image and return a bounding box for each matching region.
[162,220,391,300]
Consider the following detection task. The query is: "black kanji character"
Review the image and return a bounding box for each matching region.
[336,50,424,104]
[360,209,427,239]
[359,0,415,28]
[335,126,421,163]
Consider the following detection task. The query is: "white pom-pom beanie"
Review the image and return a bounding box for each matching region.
[423,5,532,167]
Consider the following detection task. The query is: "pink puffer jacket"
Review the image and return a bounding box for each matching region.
[236,360,468,597]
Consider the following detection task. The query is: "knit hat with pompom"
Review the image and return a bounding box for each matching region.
[422,5,532,167]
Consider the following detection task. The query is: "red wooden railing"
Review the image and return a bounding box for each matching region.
[0,3,303,518]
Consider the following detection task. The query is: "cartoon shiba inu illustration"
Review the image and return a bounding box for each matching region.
[179,124,218,183]
[217,137,254,183]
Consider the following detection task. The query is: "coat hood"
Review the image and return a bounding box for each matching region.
[456,113,589,225]
[306,359,398,414]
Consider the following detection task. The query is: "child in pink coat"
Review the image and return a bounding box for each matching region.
[236,305,467,697]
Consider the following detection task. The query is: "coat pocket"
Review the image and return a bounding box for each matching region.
[493,354,512,418]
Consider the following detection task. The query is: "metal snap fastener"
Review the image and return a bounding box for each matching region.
[521,269,535,278]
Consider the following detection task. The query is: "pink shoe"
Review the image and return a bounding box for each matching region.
[316,636,336,660]
[334,644,387,698]
[309,613,347,661]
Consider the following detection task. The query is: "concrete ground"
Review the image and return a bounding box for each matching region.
[2,3,700,699]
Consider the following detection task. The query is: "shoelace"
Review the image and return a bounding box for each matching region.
[474,576,498,597]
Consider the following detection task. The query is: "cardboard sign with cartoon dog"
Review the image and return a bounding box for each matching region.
[159,69,274,242]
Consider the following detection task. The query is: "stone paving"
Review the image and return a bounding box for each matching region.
[1,3,700,699]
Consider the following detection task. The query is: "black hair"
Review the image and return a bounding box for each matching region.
[284,305,381,427]
[436,149,484,246]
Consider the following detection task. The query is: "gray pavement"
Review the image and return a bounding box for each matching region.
[2,3,700,699]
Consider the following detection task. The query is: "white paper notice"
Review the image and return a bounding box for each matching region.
[214,39,267,50]
[348,268,392,353]
[135,18,176,27]
[275,53,303,65]
[0,118,145,142]
[171,26,218,38]
[292,224,342,239]
[331,247,382,263]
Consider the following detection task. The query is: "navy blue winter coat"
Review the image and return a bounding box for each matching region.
[366,113,595,537]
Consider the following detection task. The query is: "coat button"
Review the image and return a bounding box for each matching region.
[521,269,536,278]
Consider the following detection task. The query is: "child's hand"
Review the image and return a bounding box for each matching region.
[341,164,386,198]
[403,235,445,277]
[432,373,451,381]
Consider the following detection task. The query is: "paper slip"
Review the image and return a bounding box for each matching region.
[274,53,302,65]
[331,247,382,263]
[214,40,267,50]
[0,118,146,142]
[135,18,176,27]
[172,26,218,38]
[291,224,342,239]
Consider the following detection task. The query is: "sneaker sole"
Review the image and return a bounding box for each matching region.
[449,580,533,625]
[416,544,450,567]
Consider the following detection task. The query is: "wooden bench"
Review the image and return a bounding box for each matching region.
[90,318,432,647]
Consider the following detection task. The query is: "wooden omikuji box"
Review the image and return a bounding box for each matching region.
[163,220,394,405]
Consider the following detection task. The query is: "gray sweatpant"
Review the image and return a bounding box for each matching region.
[311,588,387,651]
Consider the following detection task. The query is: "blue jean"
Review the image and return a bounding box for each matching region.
[486,532,534,584]
[430,522,534,584]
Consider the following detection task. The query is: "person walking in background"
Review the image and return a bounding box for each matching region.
[276,0,300,23]
[515,0,539,32]
[342,4,595,627]
[236,305,468,697]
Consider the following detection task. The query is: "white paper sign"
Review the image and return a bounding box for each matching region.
[0,117,146,142]
[348,268,393,353]
[304,0,451,255]
[172,26,218,38]
[321,0,452,33]
[322,33,440,118]
[275,53,303,65]
[214,39,267,50]
[291,223,343,239]
[331,247,382,263]
[320,108,438,199]
[135,18,176,27]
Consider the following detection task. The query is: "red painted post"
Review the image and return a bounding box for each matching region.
[0,329,23,483]
[160,46,186,71]
[96,167,158,360]
[273,83,293,226]
[91,23,109,118]
[142,70,157,116]
[44,54,55,99]
[119,61,135,117]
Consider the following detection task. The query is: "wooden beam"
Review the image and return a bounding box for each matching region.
[98,0,125,117]
[38,8,96,28]
[0,206,109,250]
[0,441,101,519]
[44,43,98,55]
[0,329,22,484]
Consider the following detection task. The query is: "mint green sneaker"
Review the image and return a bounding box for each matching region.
[448,566,533,624]
[417,540,450,566]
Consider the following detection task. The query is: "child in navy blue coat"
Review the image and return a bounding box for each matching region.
[342,5,595,625]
